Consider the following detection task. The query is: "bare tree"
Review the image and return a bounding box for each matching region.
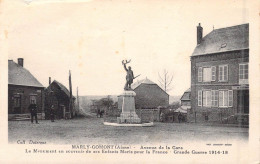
[158,69,173,92]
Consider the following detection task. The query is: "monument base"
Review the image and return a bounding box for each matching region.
[117,112,141,124]
[117,90,141,124]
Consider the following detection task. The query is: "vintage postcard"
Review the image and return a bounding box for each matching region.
[0,0,259,163]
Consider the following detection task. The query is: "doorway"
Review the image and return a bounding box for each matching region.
[13,95,21,114]
[237,90,249,114]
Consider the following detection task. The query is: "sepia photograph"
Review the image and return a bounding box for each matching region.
[0,0,259,163]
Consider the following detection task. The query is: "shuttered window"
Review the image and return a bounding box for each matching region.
[203,68,211,82]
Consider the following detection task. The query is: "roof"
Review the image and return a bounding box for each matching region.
[180,88,191,101]
[184,88,191,92]
[49,80,75,99]
[131,78,156,90]
[8,60,44,88]
[131,78,169,96]
[174,107,188,113]
[192,23,249,56]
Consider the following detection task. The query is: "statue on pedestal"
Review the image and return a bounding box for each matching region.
[122,60,134,90]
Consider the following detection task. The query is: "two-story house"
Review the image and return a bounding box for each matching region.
[189,23,249,124]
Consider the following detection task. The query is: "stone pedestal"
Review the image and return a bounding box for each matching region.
[117,90,141,123]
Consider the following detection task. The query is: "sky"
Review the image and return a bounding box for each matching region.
[3,0,249,96]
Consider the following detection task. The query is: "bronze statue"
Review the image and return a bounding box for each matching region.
[122,59,134,90]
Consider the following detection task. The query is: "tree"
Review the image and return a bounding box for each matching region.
[158,69,173,93]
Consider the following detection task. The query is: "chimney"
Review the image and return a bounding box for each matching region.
[18,58,24,67]
[49,77,51,85]
[197,23,203,45]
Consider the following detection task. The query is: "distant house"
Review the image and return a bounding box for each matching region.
[180,88,191,107]
[173,88,191,122]
[8,58,44,119]
[45,80,76,119]
[189,23,249,124]
[118,78,169,109]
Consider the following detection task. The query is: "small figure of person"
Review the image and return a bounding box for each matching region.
[178,112,182,123]
[50,105,55,122]
[28,102,38,124]
[97,108,100,118]
[160,112,165,122]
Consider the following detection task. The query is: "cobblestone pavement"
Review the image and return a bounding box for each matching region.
[8,117,248,145]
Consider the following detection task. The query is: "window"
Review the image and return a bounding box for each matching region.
[228,90,233,107]
[219,90,233,107]
[30,95,37,104]
[203,68,211,82]
[219,65,228,82]
[239,63,248,84]
[199,66,216,82]
[198,67,202,82]
[203,90,211,107]
[211,90,218,107]
[198,90,202,106]
[211,66,216,81]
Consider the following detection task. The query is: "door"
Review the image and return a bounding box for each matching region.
[237,90,249,114]
[13,95,21,114]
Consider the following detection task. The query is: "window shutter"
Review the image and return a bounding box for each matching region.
[224,65,228,81]
[198,90,202,106]
[224,90,228,107]
[198,67,202,82]
[219,91,223,107]
[228,90,233,107]
[211,66,216,81]
[219,66,223,81]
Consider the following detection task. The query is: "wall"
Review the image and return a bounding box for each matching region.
[181,100,191,106]
[8,85,44,114]
[134,84,169,109]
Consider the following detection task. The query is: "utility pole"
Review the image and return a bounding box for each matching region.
[69,70,73,118]
[77,87,79,115]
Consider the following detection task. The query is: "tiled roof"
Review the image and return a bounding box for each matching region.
[192,24,249,56]
[174,107,188,113]
[8,60,44,88]
[180,88,190,101]
[50,80,75,99]
[131,78,156,90]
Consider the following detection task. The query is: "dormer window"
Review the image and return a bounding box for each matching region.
[221,43,227,48]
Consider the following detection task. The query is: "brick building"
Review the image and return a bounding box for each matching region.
[189,23,249,124]
[8,58,44,119]
[45,80,76,119]
[118,78,169,109]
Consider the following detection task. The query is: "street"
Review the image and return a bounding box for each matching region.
[8,117,248,145]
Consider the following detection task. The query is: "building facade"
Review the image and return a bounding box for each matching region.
[45,80,76,119]
[189,23,249,124]
[8,58,44,119]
